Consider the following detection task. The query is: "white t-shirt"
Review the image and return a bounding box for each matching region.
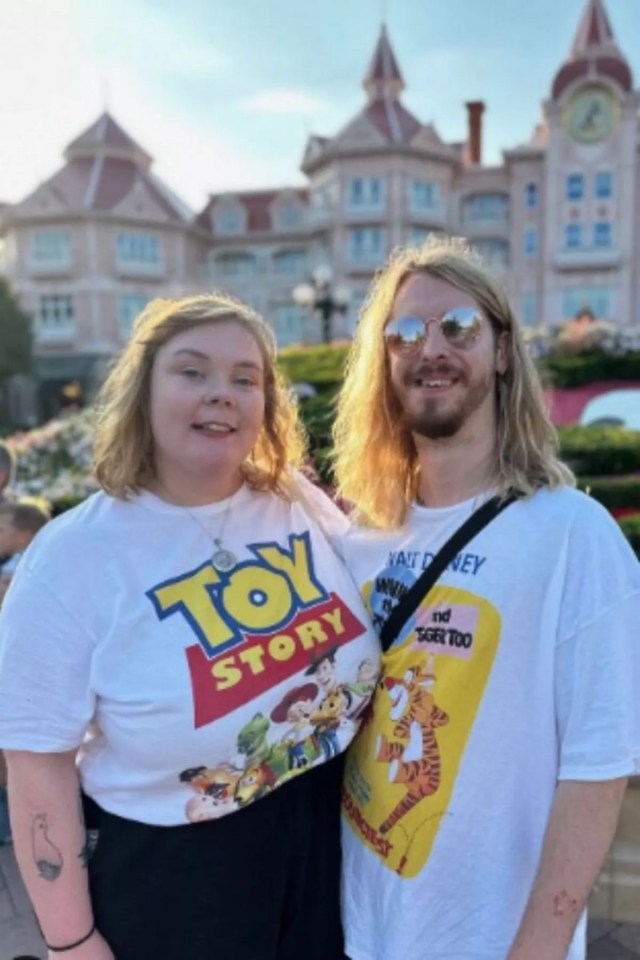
[0,477,380,826]
[340,487,640,960]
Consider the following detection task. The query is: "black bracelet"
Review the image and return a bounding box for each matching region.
[44,922,96,952]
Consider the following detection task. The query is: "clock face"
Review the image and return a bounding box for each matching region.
[564,86,618,143]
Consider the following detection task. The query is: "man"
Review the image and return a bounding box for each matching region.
[334,237,640,960]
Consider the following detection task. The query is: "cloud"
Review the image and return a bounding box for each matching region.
[241,89,330,116]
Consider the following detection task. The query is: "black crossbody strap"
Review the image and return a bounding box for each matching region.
[379,494,517,653]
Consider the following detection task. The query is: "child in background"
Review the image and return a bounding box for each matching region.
[0,500,49,845]
[0,501,50,605]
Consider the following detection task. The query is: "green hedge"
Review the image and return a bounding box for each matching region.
[618,514,640,556]
[278,344,348,388]
[541,352,640,388]
[576,475,640,510]
[558,426,640,476]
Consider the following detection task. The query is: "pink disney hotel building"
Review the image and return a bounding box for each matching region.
[1,0,640,413]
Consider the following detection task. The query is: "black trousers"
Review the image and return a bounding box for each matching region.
[88,756,347,960]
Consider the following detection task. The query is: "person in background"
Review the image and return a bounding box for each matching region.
[0,293,379,960]
[333,237,640,960]
[0,501,49,850]
[0,442,15,508]
[0,502,50,603]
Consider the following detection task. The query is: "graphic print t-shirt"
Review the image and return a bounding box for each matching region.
[0,480,380,825]
[339,489,640,960]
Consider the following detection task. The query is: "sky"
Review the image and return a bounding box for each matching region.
[1,0,639,214]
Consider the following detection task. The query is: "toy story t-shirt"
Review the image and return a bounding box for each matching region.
[0,477,380,825]
[339,488,640,960]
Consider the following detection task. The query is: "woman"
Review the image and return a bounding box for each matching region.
[0,294,380,960]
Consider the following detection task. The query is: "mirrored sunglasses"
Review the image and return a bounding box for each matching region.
[384,307,484,351]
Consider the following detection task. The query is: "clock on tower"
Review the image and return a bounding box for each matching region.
[563,85,619,143]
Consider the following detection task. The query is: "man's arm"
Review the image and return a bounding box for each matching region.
[508,777,627,960]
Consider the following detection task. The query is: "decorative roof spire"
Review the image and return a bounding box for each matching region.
[552,0,632,100]
[363,25,405,101]
[572,0,616,55]
[64,111,152,169]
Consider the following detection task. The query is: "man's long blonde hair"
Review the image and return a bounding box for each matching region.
[333,237,573,529]
[93,293,305,498]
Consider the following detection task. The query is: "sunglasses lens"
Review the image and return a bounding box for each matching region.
[441,307,483,345]
[384,315,425,349]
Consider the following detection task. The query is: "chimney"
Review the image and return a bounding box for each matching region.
[465,101,485,166]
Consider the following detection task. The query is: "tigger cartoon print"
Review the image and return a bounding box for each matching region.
[375,655,448,835]
[343,584,501,878]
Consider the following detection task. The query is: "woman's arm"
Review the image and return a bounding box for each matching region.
[6,750,114,959]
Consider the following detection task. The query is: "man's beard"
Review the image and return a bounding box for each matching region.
[401,368,495,440]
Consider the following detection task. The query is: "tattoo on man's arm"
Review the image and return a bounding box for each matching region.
[31,813,64,881]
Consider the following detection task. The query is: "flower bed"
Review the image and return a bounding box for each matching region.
[6,409,98,512]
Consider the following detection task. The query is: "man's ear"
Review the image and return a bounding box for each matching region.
[496,331,509,376]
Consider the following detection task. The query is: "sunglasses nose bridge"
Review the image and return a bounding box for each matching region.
[419,316,451,355]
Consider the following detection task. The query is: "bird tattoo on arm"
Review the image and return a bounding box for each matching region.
[31,813,64,881]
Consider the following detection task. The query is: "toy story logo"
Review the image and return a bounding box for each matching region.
[147,532,366,728]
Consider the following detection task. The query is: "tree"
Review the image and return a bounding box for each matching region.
[0,279,33,427]
[0,278,32,383]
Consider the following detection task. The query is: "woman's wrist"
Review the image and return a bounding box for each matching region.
[44,921,96,953]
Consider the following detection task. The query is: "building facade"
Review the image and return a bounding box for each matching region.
[1,0,639,416]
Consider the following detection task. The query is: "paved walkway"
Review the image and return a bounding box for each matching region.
[1,843,639,959]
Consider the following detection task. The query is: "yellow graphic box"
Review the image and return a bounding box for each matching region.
[343,584,501,878]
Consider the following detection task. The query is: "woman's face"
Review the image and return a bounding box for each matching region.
[148,320,266,502]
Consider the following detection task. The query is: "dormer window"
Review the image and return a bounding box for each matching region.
[277,203,303,230]
[214,203,246,236]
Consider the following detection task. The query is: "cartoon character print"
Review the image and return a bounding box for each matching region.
[269,683,320,770]
[180,765,240,822]
[180,645,374,822]
[344,657,378,720]
[376,654,449,835]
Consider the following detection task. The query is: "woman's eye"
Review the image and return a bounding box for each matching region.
[234,376,257,387]
[180,368,203,379]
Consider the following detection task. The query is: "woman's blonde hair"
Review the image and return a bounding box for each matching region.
[333,236,574,529]
[93,293,305,498]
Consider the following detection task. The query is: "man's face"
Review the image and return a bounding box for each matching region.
[386,273,507,442]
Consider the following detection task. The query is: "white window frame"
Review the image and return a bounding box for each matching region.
[524,227,538,257]
[594,221,613,248]
[118,294,149,339]
[565,223,583,249]
[462,193,509,222]
[349,226,385,262]
[409,180,437,211]
[522,292,537,327]
[273,303,306,346]
[38,294,75,336]
[347,177,386,211]
[32,231,72,264]
[116,232,162,266]
[566,174,584,202]
[213,253,257,278]
[273,249,307,276]
[595,171,613,200]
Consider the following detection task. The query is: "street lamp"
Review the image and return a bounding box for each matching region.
[293,265,351,344]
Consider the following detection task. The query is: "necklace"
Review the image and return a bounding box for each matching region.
[161,484,242,573]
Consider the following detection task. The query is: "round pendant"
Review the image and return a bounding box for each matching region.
[212,548,237,573]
